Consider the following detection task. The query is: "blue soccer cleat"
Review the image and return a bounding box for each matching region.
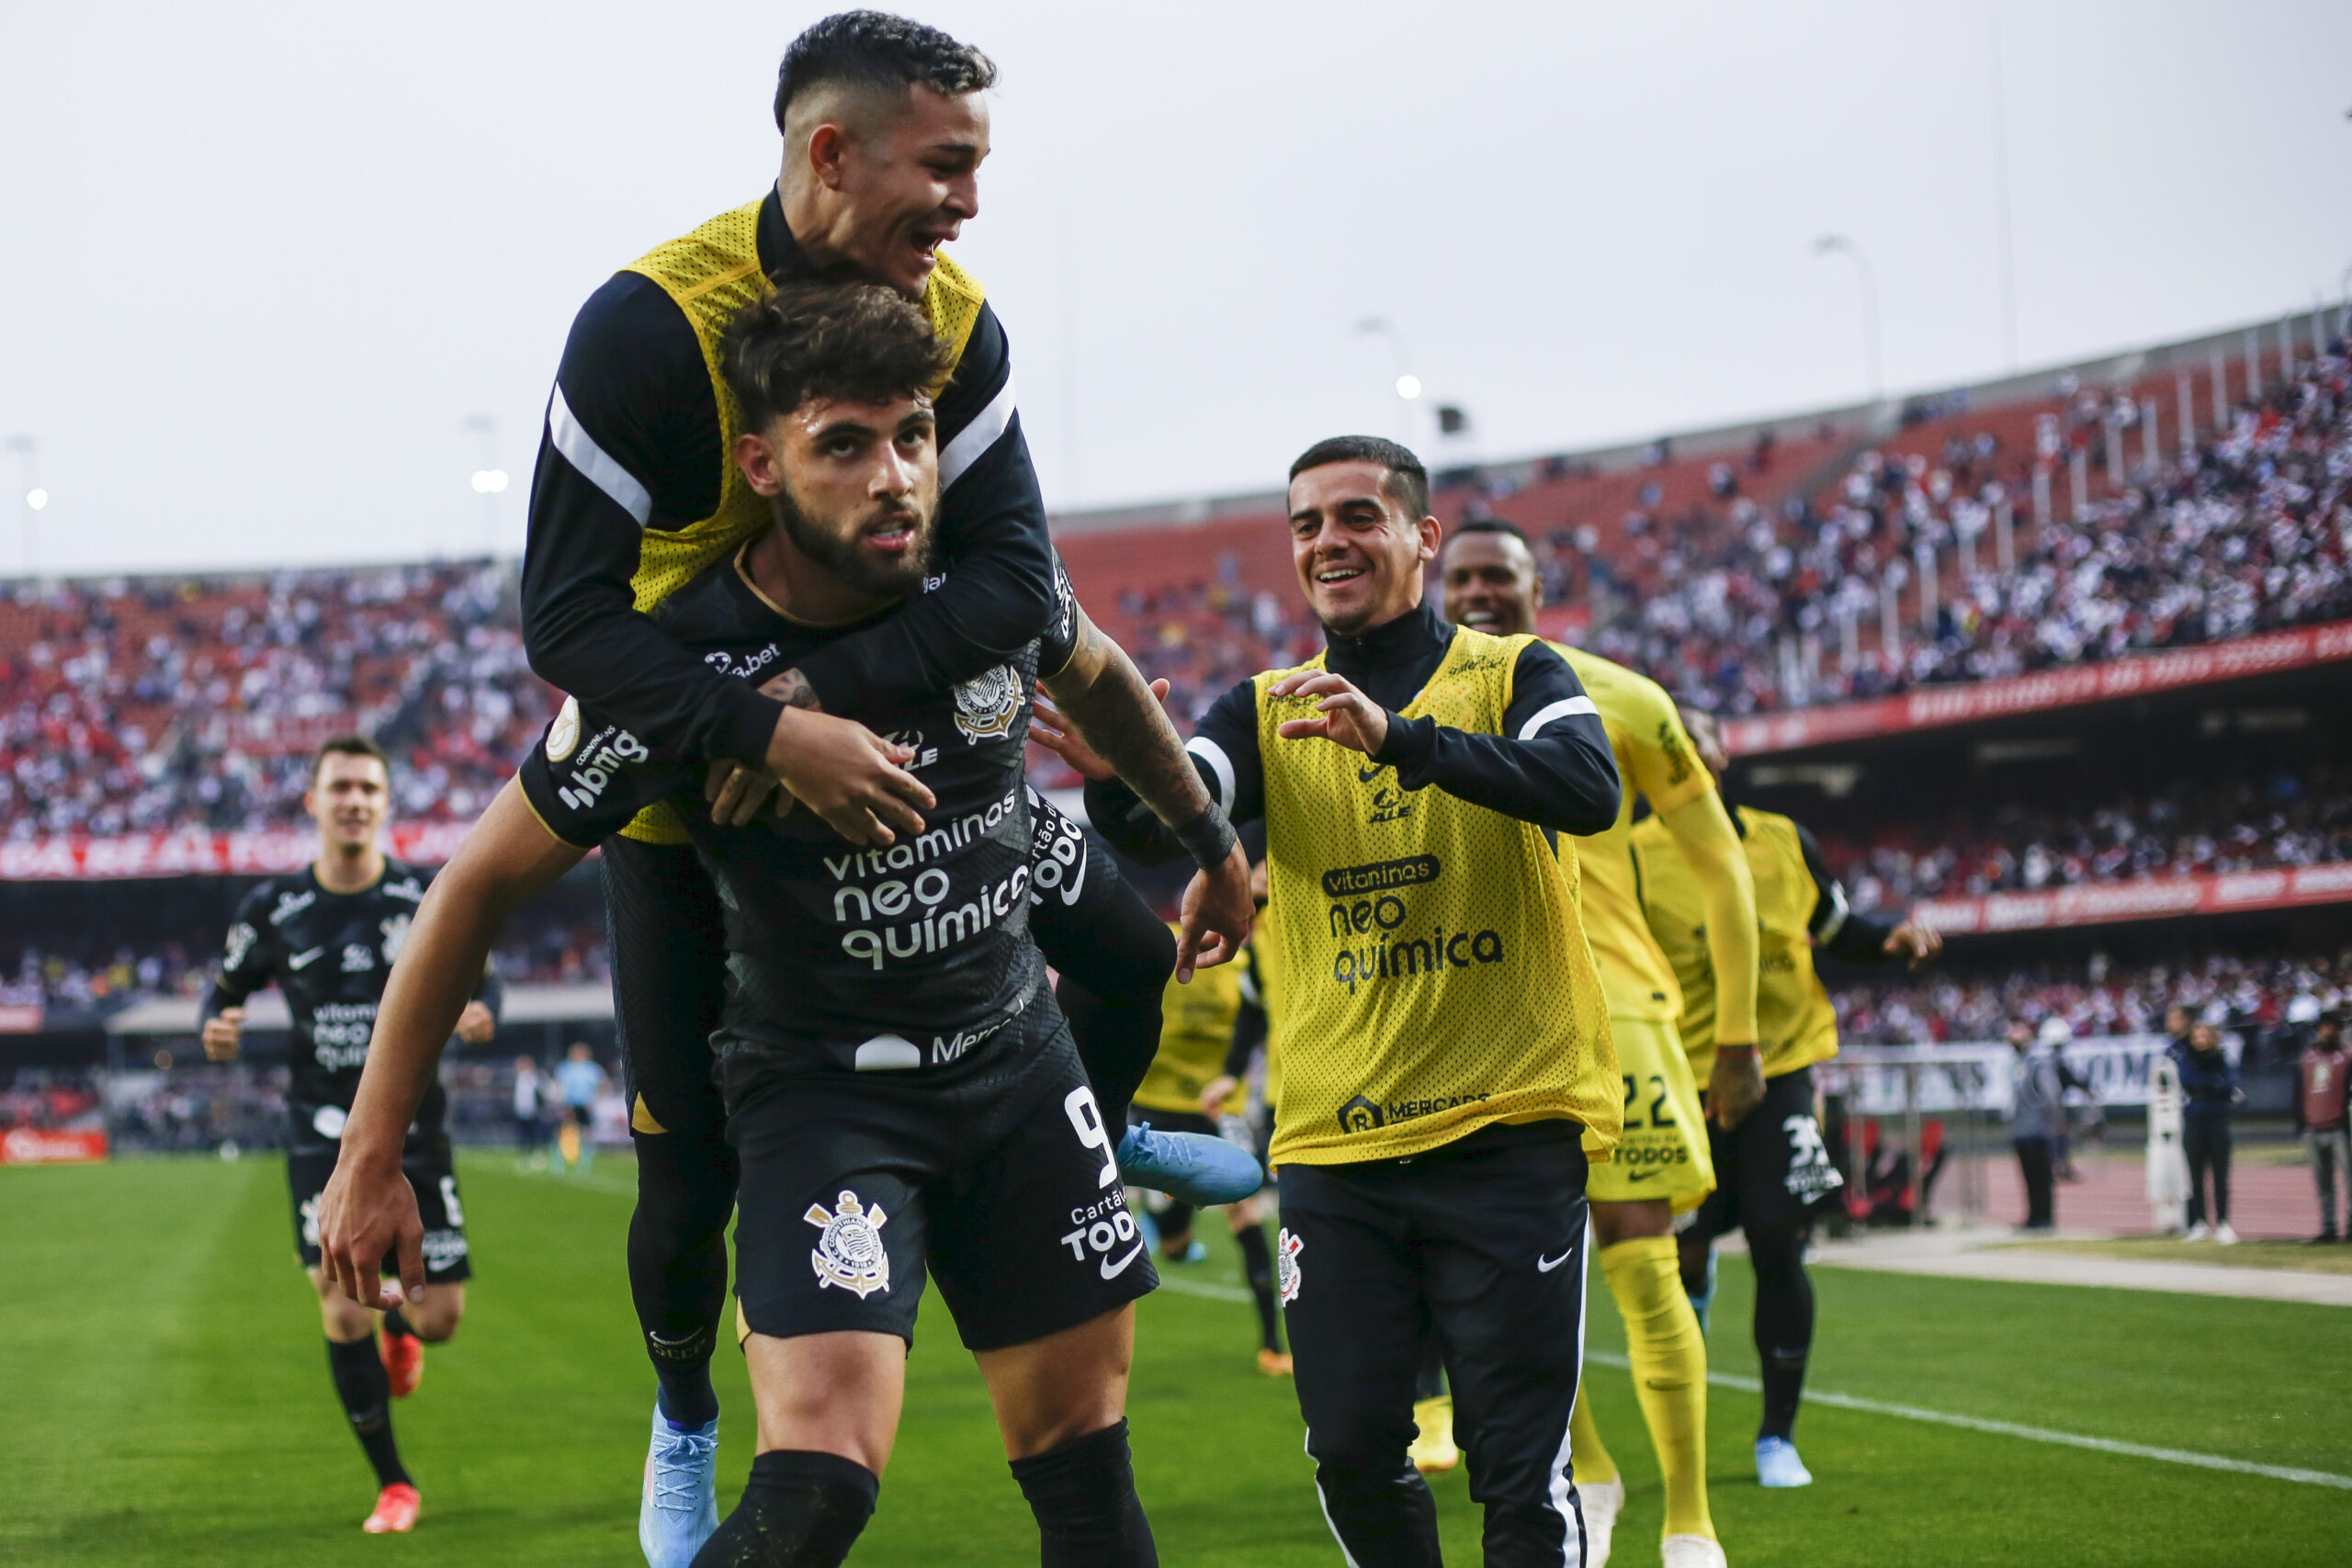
[1755,1436,1813,1489]
[640,1404,719,1568]
[1116,1122,1263,1207]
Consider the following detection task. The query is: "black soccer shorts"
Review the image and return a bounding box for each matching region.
[723,1011,1159,1352]
[1687,1065,1845,1239]
[288,1136,472,1284]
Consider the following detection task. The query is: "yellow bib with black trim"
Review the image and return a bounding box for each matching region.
[613,197,987,842]
[1135,922,1247,1117]
[1254,626,1620,1167]
[1634,805,1839,1079]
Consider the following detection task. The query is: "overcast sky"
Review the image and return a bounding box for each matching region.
[3,0,2347,576]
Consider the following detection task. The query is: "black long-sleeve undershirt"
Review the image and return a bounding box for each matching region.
[1088,600,1619,863]
[1792,818,1897,961]
[519,187,1055,764]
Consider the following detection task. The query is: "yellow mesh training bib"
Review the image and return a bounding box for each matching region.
[612,197,988,843]
[1135,922,1246,1116]
[1255,626,1620,1167]
[1633,806,1839,1079]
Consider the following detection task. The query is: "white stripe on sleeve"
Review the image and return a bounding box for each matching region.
[1186,736,1237,810]
[1816,879,1851,942]
[938,374,1016,491]
[1515,695,1599,740]
[548,385,653,526]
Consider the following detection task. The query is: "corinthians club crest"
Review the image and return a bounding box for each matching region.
[951,663,1023,745]
[806,1190,891,1298]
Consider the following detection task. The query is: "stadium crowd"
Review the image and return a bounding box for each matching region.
[1817,766,2352,905]
[1832,946,2349,1059]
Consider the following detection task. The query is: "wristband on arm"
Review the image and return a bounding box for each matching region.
[1172,802,1239,873]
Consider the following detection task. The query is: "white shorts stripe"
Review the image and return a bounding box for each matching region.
[1186,736,1237,810]
[548,385,652,526]
[938,374,1016,491]
[1517,696,1599,740]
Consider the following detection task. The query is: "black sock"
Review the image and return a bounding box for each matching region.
[381,1306,419,1341]
[1057,977,1162,1135]
[1008,1419,1158,1568]
[1312,1461,1439,1567]
[325,1337,410,1488]
[1412,1335,1447,1403]
[690,1450,876,1568]
[1234,1223,1283,1352]
[1747,1224,1815,1443]
[630,1130,736,1428]
[1158,1200,1195,1249]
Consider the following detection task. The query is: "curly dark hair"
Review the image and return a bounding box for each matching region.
[775,11,997,132]
[1289,435,1430,521]
[720,280,951,430]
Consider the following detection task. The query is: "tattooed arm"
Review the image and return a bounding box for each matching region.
[1037,605,1252,978]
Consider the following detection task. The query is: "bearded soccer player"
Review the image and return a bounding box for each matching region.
[1090,437,1625,1567]
[1630,709,1939,1489]
[1441,520,1760,1568]
[198,738,501,1535]
[326,281,1192,1568]
[516,16,1250,1560]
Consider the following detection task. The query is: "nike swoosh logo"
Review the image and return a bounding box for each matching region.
[1537,1250,1574,1272]
[1625,1168,1662,1183]
[1356,763,1386,783]
[1057,848,1089,906]
[287,947,325,970]
[1100,1241,1147,1280]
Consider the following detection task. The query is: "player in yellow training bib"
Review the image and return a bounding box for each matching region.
[1632,707,1940,1494]
[1443,519,1762,1568]
[1086,436,1626,1566]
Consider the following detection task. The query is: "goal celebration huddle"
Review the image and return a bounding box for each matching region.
[199,13,1934,1566]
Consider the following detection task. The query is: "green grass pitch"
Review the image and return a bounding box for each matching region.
[6,1152,2346,1565]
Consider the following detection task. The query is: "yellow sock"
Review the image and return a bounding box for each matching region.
[1568,1379,1619,1484]
[1600,1235,1713,1541]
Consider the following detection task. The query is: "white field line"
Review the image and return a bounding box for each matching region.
[1152,1274,1253,1303]
[1585,1350,2352,1491]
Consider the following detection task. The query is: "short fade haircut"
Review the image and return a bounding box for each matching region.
[720,281,952,431]
[775,10,998,133]
[1451,516,1532,549]
[1288,435,1430,522]
[313,734,387,781]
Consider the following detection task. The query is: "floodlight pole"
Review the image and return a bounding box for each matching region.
[4,436,36,577]
[1355,317,1419,448]
[1814,235,1883,404]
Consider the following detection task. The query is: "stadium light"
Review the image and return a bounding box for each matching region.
[1813,233,1883,404]
[24,489,46,512]
[470,468,510,495]
[1395,375,1422,401]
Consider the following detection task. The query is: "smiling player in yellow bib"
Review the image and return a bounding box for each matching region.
[1086,436,1626,1567]
[1442,519,1759,1568]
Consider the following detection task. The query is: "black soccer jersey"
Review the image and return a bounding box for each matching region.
[519,547,1081,1081]
[205,861,447,1152]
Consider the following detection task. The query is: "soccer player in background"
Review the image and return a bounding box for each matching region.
[1631,709,1939,1489]
[1441,519,1760,1568]
[554,1041,608,1172]
[515,16,1251,1560]
[198,737,501,1535]
[325,279,1192,1568]
[1091,436,1627,1566]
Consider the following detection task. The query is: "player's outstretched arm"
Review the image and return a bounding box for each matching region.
[1039,604,1251,980]
[1657,789,1766,1129]
[319,781,585,1311]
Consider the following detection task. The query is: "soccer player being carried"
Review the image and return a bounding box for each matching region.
[198,737,502,1536]
[1631,708,1939,1490]
[1440,519,1762,1568]
[512,17,1252,1559]
[1089,438,1629,1566]
[323,280,1216,1568]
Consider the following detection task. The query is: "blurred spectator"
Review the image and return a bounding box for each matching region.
[2005,1018,2064,1232]
[2295,1011,2350,1242]
[2172,1021,2242,1244]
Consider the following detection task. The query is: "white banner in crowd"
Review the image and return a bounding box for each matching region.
[1828,1036,2170,1116]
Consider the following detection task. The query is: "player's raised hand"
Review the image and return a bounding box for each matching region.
[318,1151,427,1312]
[1175,842,1253,983]
[454,1000,496,1043]
[1271,671,1391,757]
[200,1006,244,1063]
[764,707,936,846]
[1029,680,1172,782]
[1885,920,1942,969]
[704,758,790,827]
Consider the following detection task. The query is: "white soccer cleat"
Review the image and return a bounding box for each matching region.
[1578,1475,1623,1567]
[1660,1533,1727,1567]
[2183,1222,2211,1242]
[1754,1436,1812,1488]
[2214,1223,2240,1246]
